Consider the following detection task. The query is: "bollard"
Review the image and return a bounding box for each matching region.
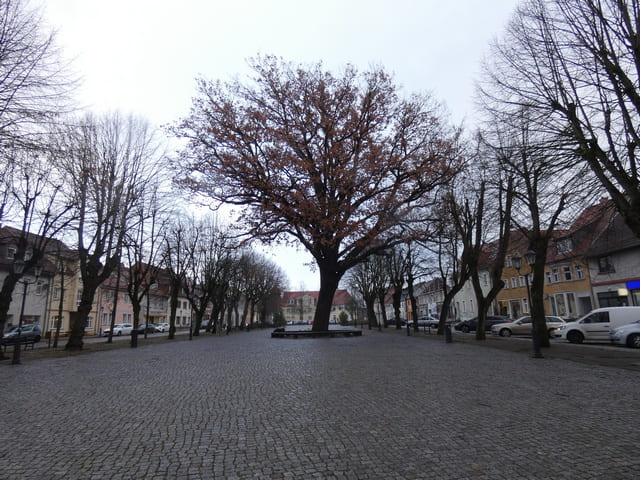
[445,324,452,343]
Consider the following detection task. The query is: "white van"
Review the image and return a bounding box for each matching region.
[557,307,640,343]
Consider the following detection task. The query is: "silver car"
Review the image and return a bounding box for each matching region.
[491,316,565,338]
[610,320,640,348]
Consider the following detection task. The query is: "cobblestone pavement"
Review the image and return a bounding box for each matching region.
[1,329,639,479]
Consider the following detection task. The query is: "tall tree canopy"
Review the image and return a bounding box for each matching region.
[480,0,640,237]
[173,57,460,331]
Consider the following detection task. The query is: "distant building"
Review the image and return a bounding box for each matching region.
[280,290,353,324]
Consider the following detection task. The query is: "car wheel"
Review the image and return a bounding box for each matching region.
[566,330,584,344]
[626,333,640,349]
[461,325,470,333]
[499,328,511,337]
[34,335,41,342]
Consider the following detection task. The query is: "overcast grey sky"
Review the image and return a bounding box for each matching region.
[41,0,521,290]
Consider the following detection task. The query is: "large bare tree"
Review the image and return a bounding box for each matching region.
[0,147,72,351]
[56,113,166,350]
[0,0,74,152]
[480,0,640,237]
[173,57,461,331]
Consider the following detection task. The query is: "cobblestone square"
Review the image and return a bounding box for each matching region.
[1,329,639,479]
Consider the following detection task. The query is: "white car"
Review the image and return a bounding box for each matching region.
[610,320,640,348]
[104,323,133,336]
[155,323,170,333]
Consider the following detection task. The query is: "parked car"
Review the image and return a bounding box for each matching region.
[103,323,133,336]
[155,323,170,333]
[610,320,640,348]
[454,316,510,333]
[491,316,565,338]
[386,318,406,326]
[558,307,640,343]
[136,323,156,334]
[408,315,440,329]
[2,323,42,343]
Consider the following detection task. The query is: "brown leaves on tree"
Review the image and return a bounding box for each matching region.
[173,56,461,330]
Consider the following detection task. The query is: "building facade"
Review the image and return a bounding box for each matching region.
[280,290,353,324]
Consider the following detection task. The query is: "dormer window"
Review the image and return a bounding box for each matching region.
[556,238,572,255]
[7,247,16,259]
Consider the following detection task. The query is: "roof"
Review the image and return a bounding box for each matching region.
[281,289,352,306]
[586,210,640,257]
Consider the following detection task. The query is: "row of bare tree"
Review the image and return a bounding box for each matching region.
[344,0,640,345]
[0,1,287,353]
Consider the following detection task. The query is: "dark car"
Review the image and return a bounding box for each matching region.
[136,323,156,334]
[386,318,406,326]
[454,316,510,333]
[2,323,42,344]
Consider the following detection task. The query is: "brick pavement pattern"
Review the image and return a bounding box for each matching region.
[1,329,639,479]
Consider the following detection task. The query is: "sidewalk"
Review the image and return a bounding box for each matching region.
[388,325,640,371]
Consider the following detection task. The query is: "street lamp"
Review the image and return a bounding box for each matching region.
[511,250,543,358]
[12,260,43,365]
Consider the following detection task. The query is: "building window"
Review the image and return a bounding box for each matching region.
[483,273,488,287]
[523,297,529,313]
[511,277,517,288]
[545,271,552,284]
[598,256,615,273]
[552,268,560,283]
[7,247,16,259]
[506,255,512,267]
[551,292,577,318]
[53,287,59,300]
[35,281,43,295]
[562,265,572,281]
[76,290,83,306]
[574,264,584,280]
[502,279,508,289]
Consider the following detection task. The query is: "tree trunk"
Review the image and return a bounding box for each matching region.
[106,266,121,344]
[130,299,142,348]
[66,284,98,350]
[365,296,376,329]
[531,240,550,348]
[168,279,179,340]
[407,276,419,332]
[0,273,20,359]
[378,293,389,329]
[391,287,403,330]
[312,265,341,332]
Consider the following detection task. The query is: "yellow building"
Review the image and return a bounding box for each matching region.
[497,202,611,320]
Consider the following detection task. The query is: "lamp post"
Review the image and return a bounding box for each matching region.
[511,251,543,359]
[11,260,43,365]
